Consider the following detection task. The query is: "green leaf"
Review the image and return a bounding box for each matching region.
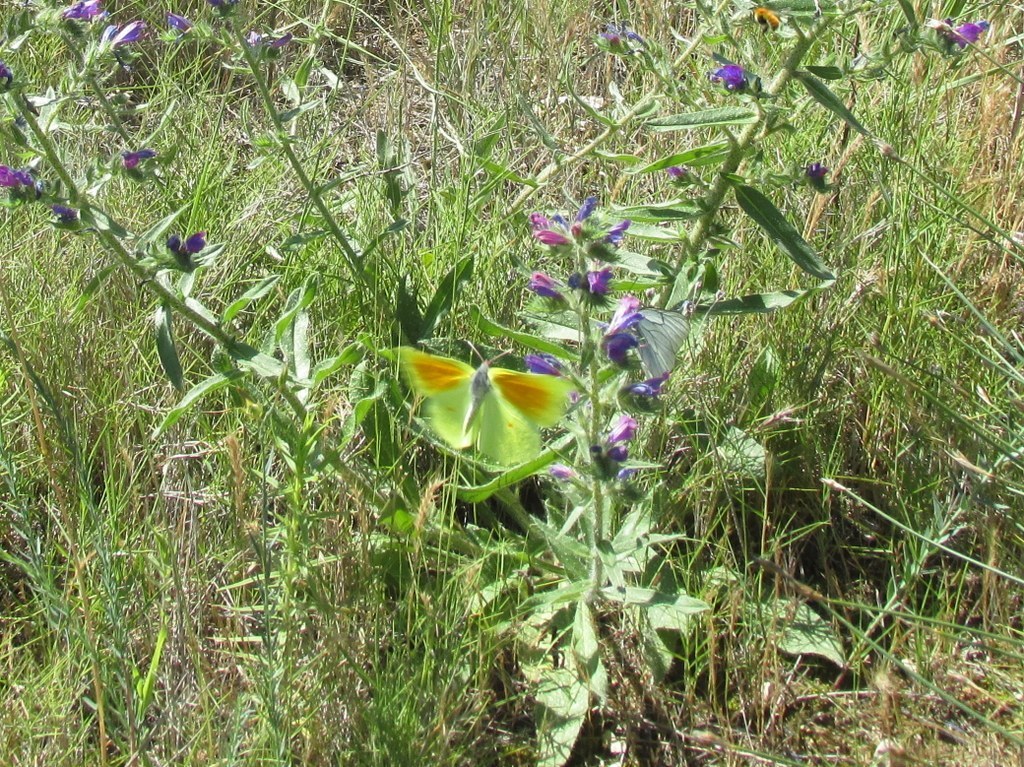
[534,666,589,767]
[626,142,731,173]
[273,278,318,347]
[154,304,184,391]
[222,275,280,324]
[593,150,642,165]
[73,264,117,317]
[795,72,870,137]
[135,204,188,246]
[893,0,916,26]
[470,307,576,360]
[803,65,843,81]
[79,205,130,239]
[154,369,244,436]
[572,601,607,701]
[310,342,363,388]
[717,426,765,476]
[700,289,809,315]
[421,255,473,339]
[647,106,758,132]
[396,275,423,343]
[776,601,846,667]
[135,625,167,719]
[639,612,674,682]
[612,202,702,222]
[733,185,835,281]
[602,586,709,617]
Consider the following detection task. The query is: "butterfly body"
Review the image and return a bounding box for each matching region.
[397,347,574,465]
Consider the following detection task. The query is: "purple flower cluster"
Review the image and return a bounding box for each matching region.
[928,18,990,48]
[530,197,630,249]
[167,13,193,34]
[602,296,643,364]
[590,414,639,479]
[51,204,79,224]
[0,59,11,89]
[805,162,830,192]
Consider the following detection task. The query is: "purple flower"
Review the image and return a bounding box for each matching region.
[603,332,639,364]
[805,162,829,181]
[549,464,578,480]
[524,354,563,376]
[606,445,629,462]
[586,267,613,295]
[0,60,11,87]
[102,20,146,48]
[599,23,645,52]
[168,231,207,261]
[62,0,105,21]
[534,228,572,246]
[951,20,989,47]
[528,272,564,300]
[575,196,598,223]
[269,33,293,49]
[167,12,193,33]
[122,148,156,170]
[607,414,638,445]
[667,165,690,180]
[604,219,630,246]
[625,372,669,397]
[0,166,33,188]
[606,295,642,335]
[710,64,748,92]
[51,204,79,223]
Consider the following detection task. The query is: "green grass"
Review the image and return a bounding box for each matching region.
[1,0,1023,764]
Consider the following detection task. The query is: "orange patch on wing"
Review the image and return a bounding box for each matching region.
[402,350,472,394]
[490,370,571,425]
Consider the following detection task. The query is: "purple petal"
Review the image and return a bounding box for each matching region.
[184,232,207,254]
[606,414,638,445]
[604,219,630,246]
[606,445,629,462]
[528,272,564,300]
[576,196,598,222]
[603,332,638,364]
[549,464,577,480]
[625,372,670,397]
[606,295,641,335]
[51,204,79,222]
[534,229,572,247]
[524,354,563,376]
[167,12,193,32]
[586,268,613,295]
[711,64,748,92]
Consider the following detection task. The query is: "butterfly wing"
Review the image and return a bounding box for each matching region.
[636,308,691,378]
[396,347,476,449]
[478,369,575,465]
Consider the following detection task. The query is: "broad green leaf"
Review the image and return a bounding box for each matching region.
[534,666,589,767]
[222,275,280,324]
[593,150,642,165]
[135,204,188,245]
[154,369,244,436]
[733,185,835,281]
[894,0,916,26]
[455,443,566,502]
[421,255,473,339]
[647,106,758,132]
[627,142,730,174]
[639,613,674,681]
[154,304,184,391]
[777,601,846,667]
[622,222,686,242]
[310,342,363,387]
[230,342,286,378]
[572,601,607,701]
[795,72,870,137]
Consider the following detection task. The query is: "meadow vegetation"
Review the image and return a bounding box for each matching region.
[0,0,1022,764]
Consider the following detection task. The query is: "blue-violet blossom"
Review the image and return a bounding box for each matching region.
[710,64,748,92]
[122,148,157,170]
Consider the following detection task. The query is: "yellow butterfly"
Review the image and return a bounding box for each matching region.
[396,347,574,466]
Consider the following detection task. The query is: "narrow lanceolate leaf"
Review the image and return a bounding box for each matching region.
[646,106,758,132]
[701,289,809,315]
[795,72,870,137]
[734,185,835,282]
[154,369,244,436]
[154,304,184,391]
[421,255,473,339]
[627,142,731,174]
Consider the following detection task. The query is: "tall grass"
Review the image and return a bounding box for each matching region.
[1,0,1022,765]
